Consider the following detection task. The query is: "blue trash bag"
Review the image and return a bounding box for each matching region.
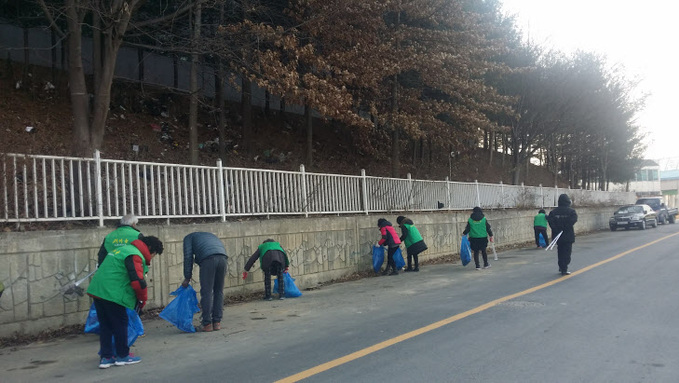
[372,245,385,273]
[538,232,547,248]
[274,272,302,298]
[393,247,406,270]
[84,302,145,354]
[460,236,472,266]
[159,285,200,333]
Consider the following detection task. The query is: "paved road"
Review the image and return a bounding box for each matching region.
[2,224,679,382]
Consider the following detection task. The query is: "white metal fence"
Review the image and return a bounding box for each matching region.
[0,151,636,225]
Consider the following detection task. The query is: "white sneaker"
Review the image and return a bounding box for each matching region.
[483,264,491,269]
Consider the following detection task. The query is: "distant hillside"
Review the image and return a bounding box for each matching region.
[0,62,565,187]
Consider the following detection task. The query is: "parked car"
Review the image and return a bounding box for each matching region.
[635,197,677,224]
[609,204,657,231]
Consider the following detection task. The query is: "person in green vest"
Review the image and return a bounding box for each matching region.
[534,209,549,248]
[396,216,428,272]
[462,206,494,270]
[242,239,290,301]
[0,280,4,299]
[87,236,163,369]
[97,214,144,266]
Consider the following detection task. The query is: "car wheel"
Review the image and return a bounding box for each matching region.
[660,216,666,224]
[670,215,676,224]
[652,219,658,228]
[610,225,617,231]
[640,220,646,230]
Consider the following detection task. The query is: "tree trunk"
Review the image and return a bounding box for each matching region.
[217,60,227,163]
[188,2,203,165]
[390,75,400,177]
[65,1,90,156]
[305,104,313,167]
[241,74,253,156]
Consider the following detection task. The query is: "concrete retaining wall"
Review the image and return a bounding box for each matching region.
[0,207,611,337]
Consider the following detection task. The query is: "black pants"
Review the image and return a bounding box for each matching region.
[385,246,398,272]
[557,242,573,272]
[534,227,548,247]
[93,298,129,359]
[264,261,284,297]
[406,250,419,269]
[199,255,227,326]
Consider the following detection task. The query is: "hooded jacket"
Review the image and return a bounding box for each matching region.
[547,194,578,243]
[378,219,401,248]
[397,217,428,255]
[463,207,493,238]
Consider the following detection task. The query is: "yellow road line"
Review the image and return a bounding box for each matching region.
[275,231,679,383]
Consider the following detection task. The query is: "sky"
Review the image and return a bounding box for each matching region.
[500,0,679,168]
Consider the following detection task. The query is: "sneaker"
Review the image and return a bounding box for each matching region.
[98,357,115,369]
[278,294,285,300]
[381,269,389,276]
[483,264,491,269]
[264,295,273,301]
[388,271,399,276]
[213,322,221,331]
[200,323,213,332]
[475,267,481,270]
[413,267,419,272]
[114,355,141,366]
[403,268,414,272]
[561,271,571,275]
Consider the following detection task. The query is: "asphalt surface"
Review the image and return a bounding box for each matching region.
[2,223,679,383]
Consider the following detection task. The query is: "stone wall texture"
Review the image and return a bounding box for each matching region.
[0,207,611,337]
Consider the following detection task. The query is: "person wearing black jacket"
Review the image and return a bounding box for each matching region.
[243,239,290,300]
[547,194,578,275]
[462,207,494,270]
[396,216,428,272]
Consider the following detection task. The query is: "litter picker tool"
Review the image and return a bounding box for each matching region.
[491,240,498,261]
[546,231,563,251]
[60,268,96,297]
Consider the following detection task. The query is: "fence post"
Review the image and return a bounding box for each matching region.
[540,184,543,208]
[94,150,104,227]
[555,184,558,207]
[446,177,451,211]
[361,169,369,215]
[217,159,226,222]
[300,164,308,218]
[500,180,504,208]
[407,173,413,211]
[475,180,481,207]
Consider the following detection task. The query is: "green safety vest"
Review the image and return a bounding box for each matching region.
[103,226,141,252]
[468,217,488,238]
[257,242,288,268]
[402,223,423,248]
[534,213,548,227]
[87,244,149,309]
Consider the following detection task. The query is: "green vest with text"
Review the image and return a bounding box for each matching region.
[87,245,148,309]
[468,217,488,238]
[103,226,141,253]
[402,223,423,248]
[257,242,288,268]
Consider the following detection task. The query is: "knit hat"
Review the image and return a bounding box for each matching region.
[377,218,387,227]
[472,206,482,213]
[396,216,406,225]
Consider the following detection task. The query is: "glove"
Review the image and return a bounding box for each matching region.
[489,236,494,242]
[134,301,146,314]
[284,267,289,274]
[242,271,248,280]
